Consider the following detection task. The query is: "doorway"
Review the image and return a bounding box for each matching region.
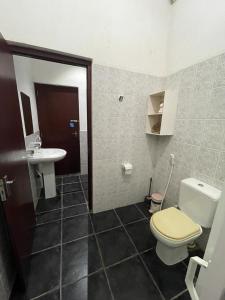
[8,41,93,210]
[0,37,93,297]
[35,84,81,175]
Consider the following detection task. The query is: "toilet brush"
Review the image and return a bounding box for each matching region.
[144,177,152,203]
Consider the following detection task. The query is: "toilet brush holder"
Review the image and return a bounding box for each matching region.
[144,177,152,204]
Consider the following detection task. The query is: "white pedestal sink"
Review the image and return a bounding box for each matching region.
[27,148,67,199]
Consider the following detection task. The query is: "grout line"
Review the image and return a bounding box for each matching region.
[61,180,80,186]
[62,211,89,220]
[94,225,123,235]
[123,217,147,226]
[30,243,61,256]
[59,190,63,300]
[92,214,148,237]
[30,286,60,300]
[63,202,87,209]
[105,253,139,270]
[61,189,83,195]
[170,289,188,300]
[62,232,95,246]
[61,212,91,223]
[92,227,115,300]
[182,260,188,268]
[113,209,165,300]
[134,203,149,220]
[139,247,155,255]
[61,268,104,289]
[79,175,115,300]
[61,190,84,196]
[34,218,61,227]
[36,207,62,215]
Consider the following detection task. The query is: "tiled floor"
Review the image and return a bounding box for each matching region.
[11,174,193,300]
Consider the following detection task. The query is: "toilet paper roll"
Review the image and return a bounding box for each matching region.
[122,162,133,175]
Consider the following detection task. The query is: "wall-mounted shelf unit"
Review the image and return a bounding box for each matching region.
[146,90,178,136]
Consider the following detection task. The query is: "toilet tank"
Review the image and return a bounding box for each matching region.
[179,178,221,228]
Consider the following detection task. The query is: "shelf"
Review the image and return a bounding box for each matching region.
[145,89,178,136]
[146,114,162,135]
[148,113,162,116]
[146,132,160,136]
[148,91,165,115]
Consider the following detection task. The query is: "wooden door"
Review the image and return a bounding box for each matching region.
[35,84,80,175]
[0,33,35,285]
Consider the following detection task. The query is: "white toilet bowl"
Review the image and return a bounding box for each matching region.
[149,178,221,266]
[150,207,202,265]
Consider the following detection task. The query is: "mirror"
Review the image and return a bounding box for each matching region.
[20,92,34,136]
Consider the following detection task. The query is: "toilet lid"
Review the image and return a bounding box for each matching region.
[151,207,201,240]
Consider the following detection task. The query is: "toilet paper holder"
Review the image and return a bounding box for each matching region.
[121,162,133,175]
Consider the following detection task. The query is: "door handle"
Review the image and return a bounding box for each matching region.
[3,175,15,197]
[185,256,209,300]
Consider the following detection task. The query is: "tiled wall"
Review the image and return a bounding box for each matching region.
[153,53,225,207]
[80,130,88,175]
[92,65,165,212]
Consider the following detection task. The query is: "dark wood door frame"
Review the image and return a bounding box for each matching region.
[7,41,93,210]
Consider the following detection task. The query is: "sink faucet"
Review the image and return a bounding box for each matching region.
[30,135,42,149]
[27,149,35,155]
[31,142,42,149]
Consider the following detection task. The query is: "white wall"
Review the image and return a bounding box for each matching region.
[31,59,88,174]
[13,56,39,134]
[31,59,87,131]
[167,0,225,74]
[14,56,88,175]
[0,0,170,76]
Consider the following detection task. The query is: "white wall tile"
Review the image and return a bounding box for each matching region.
[92,65,158,212]
[154,55,225,221]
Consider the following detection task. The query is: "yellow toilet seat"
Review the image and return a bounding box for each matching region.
[151,207,201,241]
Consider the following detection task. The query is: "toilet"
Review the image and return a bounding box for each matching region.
[150,178,221,265]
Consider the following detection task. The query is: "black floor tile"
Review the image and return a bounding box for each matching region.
[115,205,143,224]
[174,291,191,300]
[142,249,187,299]
[62,236,102,285]
[91,210,121,233]
[63,214,93,243]
[26,247,60,299]
[32,221,61,253]
[36,210,61,225]
[80,174,88,183]
[125,219,156,252]
[37,289,60,300]
[9,276,27,300]
[63,183,82,194]
[136,202,151,218]
[63,175,80,184]
[63,204,88,218]
[62,271,112,300]
[81,181,88,190]
[97,227,137,267]
[36,196,62,213]
[107,256,161,300]
[184,248,204,266]
[56,176,62,186]
[84,190,88,201]
[56,185,63,194]
[63,192,85,207]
